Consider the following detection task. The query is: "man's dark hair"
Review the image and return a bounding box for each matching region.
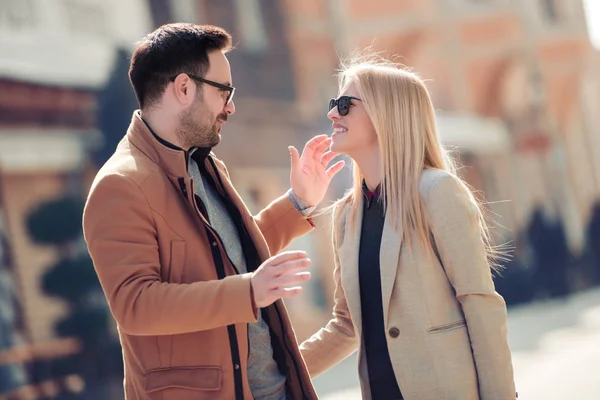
[129,23,232,109]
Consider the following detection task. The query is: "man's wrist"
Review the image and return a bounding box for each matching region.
[288,189,316,217]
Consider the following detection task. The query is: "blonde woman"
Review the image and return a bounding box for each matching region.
[300,55,516,400]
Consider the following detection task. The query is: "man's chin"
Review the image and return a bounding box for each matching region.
[209,133,221,147]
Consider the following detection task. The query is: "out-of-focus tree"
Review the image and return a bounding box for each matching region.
[0,174,28,395]
[26,195,122,398]
[0,229,28,394]
[94,48,138,168]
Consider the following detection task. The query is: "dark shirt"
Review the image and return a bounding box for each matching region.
[358,181,403,400]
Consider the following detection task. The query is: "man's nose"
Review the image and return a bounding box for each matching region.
[225,100,235,115]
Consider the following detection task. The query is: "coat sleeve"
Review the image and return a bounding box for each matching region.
[254,193,314,255]
[299,211,358,377]
[425,172,516,400]
[83,173,258,336]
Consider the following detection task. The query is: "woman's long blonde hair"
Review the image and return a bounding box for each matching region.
[332,52,503,270]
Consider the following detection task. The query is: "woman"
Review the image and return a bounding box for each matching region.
[300,54,516,400]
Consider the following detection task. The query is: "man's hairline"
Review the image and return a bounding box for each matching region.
[139,46,233,110]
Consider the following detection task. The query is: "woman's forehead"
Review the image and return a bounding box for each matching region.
[340,80,359,96]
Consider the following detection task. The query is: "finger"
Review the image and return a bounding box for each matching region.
[320,151,340,167]
[305,134,329,147]
[288,146,300,170]
[268,250,308,266]
[302,135,329,157]
[312,138,332,161]
[270,271,311,289]
[273,286,303,299]
[326,160,346,178]
[271,258,312,276]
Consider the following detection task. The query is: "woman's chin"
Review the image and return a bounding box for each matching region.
[330,138,344,154]
[330,141,352,157]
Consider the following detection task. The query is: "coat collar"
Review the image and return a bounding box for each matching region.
[339,198,364,338]
[126,110,212,178]
[362,180,382,209]
[126,111,273,264]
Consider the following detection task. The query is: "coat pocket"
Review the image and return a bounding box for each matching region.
[427,320,466,334]
[167,240,186,282]
[145,365,221,394]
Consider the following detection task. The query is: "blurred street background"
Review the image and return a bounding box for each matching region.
[1,0,600,398]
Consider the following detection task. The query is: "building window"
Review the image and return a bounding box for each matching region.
[63,0,107,37]
[0,0,36,30]
[541,0,560,23]
[168,0,198,23]
[234,0,267,53]
[148,0,172,27]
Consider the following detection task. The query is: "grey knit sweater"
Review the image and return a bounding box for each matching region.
[188,153,286,400]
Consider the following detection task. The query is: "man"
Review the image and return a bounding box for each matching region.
[83,23,344,400]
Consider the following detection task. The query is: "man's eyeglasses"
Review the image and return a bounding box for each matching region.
[329,96,361,116]
[170,73,235,105]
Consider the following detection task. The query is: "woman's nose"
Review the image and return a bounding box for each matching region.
[327,107,339,120]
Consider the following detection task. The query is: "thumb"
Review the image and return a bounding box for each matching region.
[289,146,300,169]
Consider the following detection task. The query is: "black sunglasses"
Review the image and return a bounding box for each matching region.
[329,96,362,116]
[170,73,235,105]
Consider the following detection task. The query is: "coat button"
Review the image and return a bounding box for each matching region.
[234,364,240,370]
[212,241,218,247]
[389,327,400,338]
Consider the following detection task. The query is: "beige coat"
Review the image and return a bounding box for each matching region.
[300,169,516,400]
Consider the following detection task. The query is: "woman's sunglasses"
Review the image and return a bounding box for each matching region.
[329,96,362,116]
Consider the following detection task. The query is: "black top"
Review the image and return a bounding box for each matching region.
[358,181,403,400]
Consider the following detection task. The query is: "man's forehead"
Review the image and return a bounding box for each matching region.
[206,50,232,84]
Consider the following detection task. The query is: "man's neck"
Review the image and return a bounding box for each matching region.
[141,109,184,150]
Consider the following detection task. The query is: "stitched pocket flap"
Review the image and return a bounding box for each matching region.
[146,366,221,393]
[427,320,466,334]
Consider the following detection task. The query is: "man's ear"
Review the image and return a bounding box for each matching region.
[172,75,194,105]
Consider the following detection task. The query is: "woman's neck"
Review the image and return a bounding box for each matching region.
[352,146,383,191]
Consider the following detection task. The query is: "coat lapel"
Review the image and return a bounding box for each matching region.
[379,207,403,325]
[339,200,364,338]
[338,196,404,336]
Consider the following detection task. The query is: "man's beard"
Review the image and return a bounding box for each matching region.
[177,96,227,149]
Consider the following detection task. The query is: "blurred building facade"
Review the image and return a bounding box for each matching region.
[162,0,600,337]
[0,0,151,396]
[0,168,28,395]
[0,0,599,396]
[277,0,600,251]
